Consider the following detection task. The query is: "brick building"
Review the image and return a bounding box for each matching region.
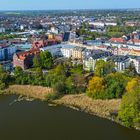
[13,49,40,70]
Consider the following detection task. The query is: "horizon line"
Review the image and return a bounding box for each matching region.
[0,8,140,12]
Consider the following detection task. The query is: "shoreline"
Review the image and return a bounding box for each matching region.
[54,95,140,131]
[53,94,121,124]
[3,85,140,131]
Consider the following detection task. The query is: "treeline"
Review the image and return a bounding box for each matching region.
[77,23,140,40]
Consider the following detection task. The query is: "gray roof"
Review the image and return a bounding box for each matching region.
[85,50,112,60]
[107,55,129,62]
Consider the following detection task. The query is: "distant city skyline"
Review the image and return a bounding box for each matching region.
[0,0,140,10]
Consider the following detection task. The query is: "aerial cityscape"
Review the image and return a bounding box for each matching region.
[0,0,140,140]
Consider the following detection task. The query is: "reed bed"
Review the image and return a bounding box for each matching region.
[54,94,121,119]
[5,85,53,100]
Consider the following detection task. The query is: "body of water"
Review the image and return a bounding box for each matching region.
[0,95,140,140]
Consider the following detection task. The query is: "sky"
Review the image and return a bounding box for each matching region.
[0,0,140,10]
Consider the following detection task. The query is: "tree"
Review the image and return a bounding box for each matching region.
[33,67,44,85]
[125,78,139,92]
[70,64,83,75]
[118,87,140,128]
[33,56,40,68]
[72,74,86,93]
[52,81,66,96]
[95,60,115,77]
[0,65,10,89]
[125,62,137,77]
[105,73,128,98]
[14,66,23,77]
[95,60,105,77]
[45,64,66,87]
[65,76,75,94]
[86,76,105,99]
[14,66,24,84]
[40,51,53,69]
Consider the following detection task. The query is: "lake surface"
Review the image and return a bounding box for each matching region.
[0,95,140,140]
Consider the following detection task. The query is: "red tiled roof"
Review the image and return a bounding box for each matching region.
[109,38,126,43]
[17,49,40,60]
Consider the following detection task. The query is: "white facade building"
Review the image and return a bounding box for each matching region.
[60,45,75,58]
[105,22,117,26]
[89,22,105,27]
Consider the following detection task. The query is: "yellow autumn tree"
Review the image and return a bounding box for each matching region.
[86,76,105,98]
[126,78,139,92]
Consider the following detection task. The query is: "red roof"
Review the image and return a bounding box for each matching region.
[128,39,140,43]
[109,38,126,43]
[17,49,40,60]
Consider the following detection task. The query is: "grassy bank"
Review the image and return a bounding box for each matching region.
[54,94,121,121]
[5,85,53,100]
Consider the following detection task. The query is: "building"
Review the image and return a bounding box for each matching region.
[109,38,126,44]
[107,55,130,72]
[32,40,47,49]
[40,44,62,57]
[105,22,117,26]
[129,49,140,56]
[0,27,5,33]
[0,61,13,71]
[129,56,140,74]
[71,46,85,60]
[83,50,111,71]
[13,49,40,70]
[60,45,75,58]
[89,22,105,27]
[63,32,70,42]
[113,47,130,56]
[84,40,104,46]
[0,45,17,61]
[50,27,59,34]
[127,39,140,46]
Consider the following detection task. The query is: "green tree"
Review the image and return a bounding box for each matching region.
[33,56,40,68]
[95,60,115,77]
[70,64,83,75]
[40,51,53,69]
[105,73,128,98]
[14,66,24,84]
[0,65,10,89]
[45,64,66,87]
[65,76,75,94]
[125,62,137,77]
[118,87,140,128]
